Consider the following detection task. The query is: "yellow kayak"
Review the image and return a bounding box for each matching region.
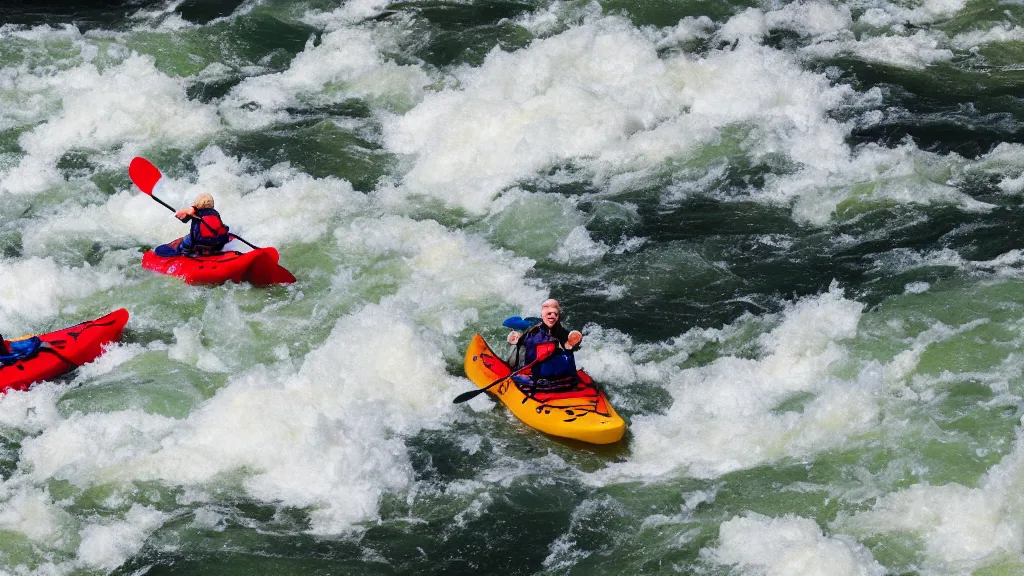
[463,334,626,444]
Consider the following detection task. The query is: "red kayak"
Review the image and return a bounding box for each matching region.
[0,308,130,394]
[141,247,296,286]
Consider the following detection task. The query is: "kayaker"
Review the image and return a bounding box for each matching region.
[154,193,231,257]
[0,334,7,355]
[507,299,583,380]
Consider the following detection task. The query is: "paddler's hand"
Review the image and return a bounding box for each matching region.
[507,331,521,345]
[565,330,582,350]
[175,206,196,221]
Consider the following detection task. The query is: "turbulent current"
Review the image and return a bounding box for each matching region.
[1,0,1024,573]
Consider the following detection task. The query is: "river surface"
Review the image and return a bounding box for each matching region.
[2,0,1024,574]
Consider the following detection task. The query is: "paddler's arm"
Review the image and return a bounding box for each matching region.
[174,205,197,222]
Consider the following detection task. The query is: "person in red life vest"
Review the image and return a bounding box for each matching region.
[154,193,231,257]
[506,299,583,380]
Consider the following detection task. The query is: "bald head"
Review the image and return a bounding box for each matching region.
[541,299,561,328]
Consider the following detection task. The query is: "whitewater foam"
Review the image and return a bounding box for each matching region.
[0,257,124,334]
[593,284,879,480]
[708,513,887,576]
[221,26,430,130]
[2,53,219,196]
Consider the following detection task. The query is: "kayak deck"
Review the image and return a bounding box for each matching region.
[463,334,626,444]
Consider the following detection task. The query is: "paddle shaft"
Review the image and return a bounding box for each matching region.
[149,193,260,250]
[453,356,541,404]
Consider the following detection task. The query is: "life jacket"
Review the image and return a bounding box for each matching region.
[513,323,578,381]
[509,323,561,366]
[189,208,230,253]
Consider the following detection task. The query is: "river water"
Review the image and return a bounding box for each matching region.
[1,0,1024,574]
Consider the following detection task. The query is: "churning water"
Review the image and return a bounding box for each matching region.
[2,0,1024,574]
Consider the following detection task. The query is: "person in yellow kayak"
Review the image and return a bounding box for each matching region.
[506,299,583,381]
[154,193,231,257]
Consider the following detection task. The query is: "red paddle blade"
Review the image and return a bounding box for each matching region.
[129,157,162,194]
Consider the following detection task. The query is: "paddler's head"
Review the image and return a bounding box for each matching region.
[541,299,561,328]
[192,193,215,210]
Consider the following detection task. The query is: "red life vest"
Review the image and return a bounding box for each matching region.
[190,208,230,250]
[196,212,228,239]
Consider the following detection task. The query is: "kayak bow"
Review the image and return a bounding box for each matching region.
[0,308,130,393]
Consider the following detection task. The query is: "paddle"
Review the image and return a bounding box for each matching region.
[453,357,541,404]
[128,157,260,250]
[501,316,541,332]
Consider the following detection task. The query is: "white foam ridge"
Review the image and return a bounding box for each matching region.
[76,505,166,572]
[0,257,124,334]
[707,513,887,576]
[720,0,993,70]
[69,342,148,383]
[1,53,220,196]
[0,488,75,546]
[220,26,430,130]
[592,283,880,480]
[0,383,64,434]
[185,147,368,246]
[768,141,994,225]
[543,496,628,570]
[367,9,988,222]
[867,244,1024,281]
[834,427,1024,573]
[804,29,954,69]
[381,15,700,213]
[969,143,1024,194]
[951,23,1024,49]
[302,0,393,28]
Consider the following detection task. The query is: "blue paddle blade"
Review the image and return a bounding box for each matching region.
[502,316,541,331]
